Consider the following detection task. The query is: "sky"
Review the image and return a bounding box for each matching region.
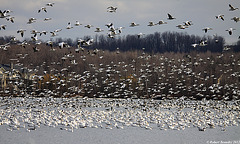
[0,0,239,45]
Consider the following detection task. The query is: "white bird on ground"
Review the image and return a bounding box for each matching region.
[229,4,238,11]
[167,13,176,20]
[202,27,212,33]
[226,28,236,35]
[215,14,224,21]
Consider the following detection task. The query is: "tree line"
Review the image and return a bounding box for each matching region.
[1,31,239,53]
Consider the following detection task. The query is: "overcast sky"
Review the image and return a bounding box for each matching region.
[0,0,239,44]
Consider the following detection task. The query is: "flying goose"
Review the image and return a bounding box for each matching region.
[226,28,236,35]
[231,17,240,22]
[116,27,124,33]
[58,42,68,49]
[17,29,26,37]
[0,10,10,18]
[157,20,167,25]
[0,24,6,30]
[176,24,187,29]
[107,6,117,12]
[137,33,145,38]
[184,21,193,26]
[74,21,82,26]
[229,4,238,11]
[78,39,94,46]
[167,13,176,20]
[130,22,139,27]
[46,3,55,7]
[27,17,36,24]
[44,18,52,21]
[202,27,213,33]
[105,23,113,28]
[38,7,47,13]
[84,24,93,29]
[94,27,104,32]
[147,21,156,26]
[66,22,73,29]
[6,16,14,23]
[215,14,224,21]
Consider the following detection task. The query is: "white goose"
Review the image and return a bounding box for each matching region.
[46,3,55,7]
[6,16,14,23]
[226,28,236,35]
[147,21,156,26]
[84,24,93,29]
[94,27,104,32]
[38,7,47,13]
[157,20,167,25]
[231,17,240,23]
[74,21,82,26]
[167,13,176,20]
[66,22,73,29]
[229,4,238,11]
[130,22,139,27]
[17,29,26,37]
[215,14,224,21]
[0,25,6,30]
[202,27,213,33]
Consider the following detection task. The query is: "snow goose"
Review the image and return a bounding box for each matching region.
[6,16,14,23]
[74,21,82,26]
[107,6,117,12]
[94,27,104,32]
[116,27,124,33]
[202,27,212,33]
[44,18,52,21]
[147,21,156,26]
[66,22,73,29]
[167,13,176,20]
[105,23,113,28]
[215,14,224,21]
[17,29,26,37]
[0,10,10,18]
[0,25,6,30]
[176,24,187,29]
[157,20,167,25]
[38,7,47,13]
[58,42,68,49]
[184,21,193,26]
[231,17,240,23]
[137,33,145,38]
[130,22,139,27]
[84,24,93,29]
[27,17,36,24]
[46,3,55,7]
[226,28,236,35]
[229,4,238,11]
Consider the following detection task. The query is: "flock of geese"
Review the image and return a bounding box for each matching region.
[0,3,240,50]
[0,96,239,132]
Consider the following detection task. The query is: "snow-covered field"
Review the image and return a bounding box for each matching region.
[0,97,239,144]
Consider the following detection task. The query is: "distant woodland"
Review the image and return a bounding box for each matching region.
[0,31,240,99]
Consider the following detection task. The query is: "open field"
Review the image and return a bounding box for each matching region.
[0,97,239,144]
